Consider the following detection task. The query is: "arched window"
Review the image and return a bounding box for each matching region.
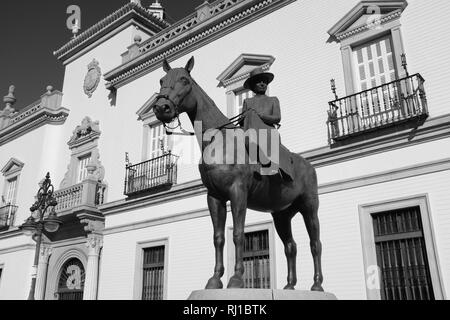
[56,258,85,300]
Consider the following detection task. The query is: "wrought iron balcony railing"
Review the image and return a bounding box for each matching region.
[327,74,428,144]
[0,204,18,230]
[124,152,178,196]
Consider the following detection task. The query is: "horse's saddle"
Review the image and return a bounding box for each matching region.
[243,109,294,181]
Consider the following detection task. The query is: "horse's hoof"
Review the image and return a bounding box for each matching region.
[205,277,223,289]
[311,283,324,292]
[283,284,296,290]
[227,276,244,289]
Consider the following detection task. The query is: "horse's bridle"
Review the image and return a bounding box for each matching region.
[155,85,252,136]
[155,91,195,135]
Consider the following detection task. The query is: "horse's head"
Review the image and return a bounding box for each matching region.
[153,57,195,123]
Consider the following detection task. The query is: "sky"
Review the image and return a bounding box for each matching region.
[0,0,205,110]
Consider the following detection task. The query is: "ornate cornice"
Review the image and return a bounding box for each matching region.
[104,0,296,89]
[0,105,69,147]
[54,2,170,62]
[335,10,402,41]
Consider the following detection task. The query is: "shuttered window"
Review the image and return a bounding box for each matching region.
[372,206,434,300]
[234,89,254,117]
[142,246,165,300]
[77,154,92,183]
[243,230,271,289]
[5,177,17,205]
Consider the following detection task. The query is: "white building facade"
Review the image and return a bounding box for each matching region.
[0,0,449,300]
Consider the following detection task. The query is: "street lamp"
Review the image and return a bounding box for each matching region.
[19,173,62,300]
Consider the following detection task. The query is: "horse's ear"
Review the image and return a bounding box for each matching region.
[162,59,172,73]
[185,56,195,73]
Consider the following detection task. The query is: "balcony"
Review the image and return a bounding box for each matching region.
[0,204,18,231]
[124,152,178,197]
[327,74,429,145]
[54,181,107,214]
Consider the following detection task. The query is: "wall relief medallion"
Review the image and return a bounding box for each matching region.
[83,59,101,98]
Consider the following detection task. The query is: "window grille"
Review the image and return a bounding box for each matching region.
[142,246,165,300]
[56,258,85,300]
[372,206,434,300]
[243,230,271,289]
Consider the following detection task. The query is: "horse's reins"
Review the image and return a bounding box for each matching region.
[156,93,251,136]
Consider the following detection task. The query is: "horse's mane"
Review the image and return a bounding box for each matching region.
[190,77,230,126]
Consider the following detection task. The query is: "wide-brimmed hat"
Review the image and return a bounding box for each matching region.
[243,67,274,90]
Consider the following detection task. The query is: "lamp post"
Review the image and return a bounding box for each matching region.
[20,173,62,300]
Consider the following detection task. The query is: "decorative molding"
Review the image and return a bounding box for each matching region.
[86,234,103,256]
[68,117,101,148]
[327,0,408,43]
[104,0,297,89]
[336,10,402,42]
[53,2,170,62]
[320,158,450,195]
[83,59,102,98]
[0,106,69,147]
[103,208,210,235]
[39,245,53,261]
[136,93,159,122]
[217,53,276,88]
[80,218,105,234]
[100,179,206,217]
[0,243,35,255]
[1,158,24,176]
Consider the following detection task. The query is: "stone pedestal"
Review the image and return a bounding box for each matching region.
[188,289,337,300]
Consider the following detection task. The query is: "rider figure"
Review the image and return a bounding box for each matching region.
[240,67,293,181]
[241,67,281,128]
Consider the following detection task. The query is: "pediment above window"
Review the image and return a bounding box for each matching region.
[328,0,408,43]
[137,93,158,123]
[217,54,275,88]
[1,158,24,176]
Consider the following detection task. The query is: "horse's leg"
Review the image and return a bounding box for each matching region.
[205,194,227,289]
[272,209,298,290]
[227,184,248,289]
[298,193,324,292]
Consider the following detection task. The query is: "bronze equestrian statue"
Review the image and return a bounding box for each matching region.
[153,57,324,292]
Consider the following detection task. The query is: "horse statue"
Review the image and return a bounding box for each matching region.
[153,57,324,291]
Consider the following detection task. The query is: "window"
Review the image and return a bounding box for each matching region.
[373,207,434,300]
[56,258,85,300]
[328,1,409,95]
[359,195,445,300]
[142,246,165,300]
[326,2,428,143]
[1,158,23,230]
[77,154,92,183]
[227,223,275,289]
[4,177,17,205]
[149,123,168,159]
[243,230,271,289]
[354,36,397,92]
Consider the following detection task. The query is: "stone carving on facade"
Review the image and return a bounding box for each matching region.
[39,245,53,261]
[68,116,101,146]
[60,117,106,189]
[86,234,103,256]
[80,218,105,234]
[83,59,102,98]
